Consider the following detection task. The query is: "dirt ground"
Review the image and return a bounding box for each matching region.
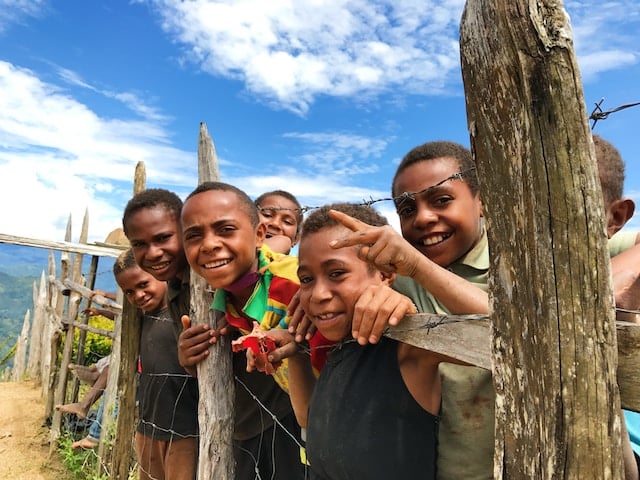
[0,380,71,480]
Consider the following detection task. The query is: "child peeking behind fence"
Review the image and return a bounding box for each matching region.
[113,249,199,480]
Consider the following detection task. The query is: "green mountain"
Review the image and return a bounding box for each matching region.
[0,243,117,366]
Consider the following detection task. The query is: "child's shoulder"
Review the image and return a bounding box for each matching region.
[259,244,299,278]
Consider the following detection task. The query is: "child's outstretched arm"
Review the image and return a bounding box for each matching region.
[328,209,488,315]
[177,315,229,377]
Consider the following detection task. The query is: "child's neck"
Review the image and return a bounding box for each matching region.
[144,303,168,315]
[225,259,261,310]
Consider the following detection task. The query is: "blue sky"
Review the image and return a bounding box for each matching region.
[0,0,639,244]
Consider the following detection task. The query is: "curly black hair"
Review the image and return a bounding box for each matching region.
[122,189,183,236]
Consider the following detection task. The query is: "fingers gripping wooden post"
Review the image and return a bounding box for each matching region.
[460,1,623,478]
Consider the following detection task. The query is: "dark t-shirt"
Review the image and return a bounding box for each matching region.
[307,338,438,480]
[137,308,199,440]
[231,329,297,441]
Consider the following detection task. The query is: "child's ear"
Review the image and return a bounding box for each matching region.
[606,199,635,238]
[255,222,267,247]
[379,270,395,286]
[291,232,300,248]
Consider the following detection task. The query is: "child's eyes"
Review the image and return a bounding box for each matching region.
[328,270,346,279]
[183,232,200,241]
[397,204,416,218]
[433,196,453,206]
[298,275,313,285]
[219,226,237,235]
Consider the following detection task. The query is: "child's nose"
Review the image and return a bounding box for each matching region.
[268,218,283,232]
[414,206,438,227]
[200,232,221,251]
[310,281,332,303]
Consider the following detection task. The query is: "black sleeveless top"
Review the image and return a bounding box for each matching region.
[306,337,438,480]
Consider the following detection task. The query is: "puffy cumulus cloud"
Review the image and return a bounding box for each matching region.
[146,0,639,111]
[148,0,466,114]
[0,61,197,242]
[566,0,640,78]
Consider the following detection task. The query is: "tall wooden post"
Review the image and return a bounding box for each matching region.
[49,210,89,447]
[101,164,145,479]
[460,1,622,478]
[193,121,235,479]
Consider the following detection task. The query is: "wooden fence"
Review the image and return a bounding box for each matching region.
[2,2,640,472]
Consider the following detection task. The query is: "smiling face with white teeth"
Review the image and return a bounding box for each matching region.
[298,225,390,342]
[125,205,187,282]
[393,157,483,269]
[115,264,167,314]
[181,189,266,292]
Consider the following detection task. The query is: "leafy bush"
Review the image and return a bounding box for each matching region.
[71,315,114,366]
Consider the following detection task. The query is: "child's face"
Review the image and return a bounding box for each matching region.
[257,194,300,245]
[124,206,187,282]
[181,189,266,289]
[394,157,483,268]
[297,226,386,342]
[116,267,167,313]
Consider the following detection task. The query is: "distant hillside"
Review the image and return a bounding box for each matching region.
[0,243,117,364]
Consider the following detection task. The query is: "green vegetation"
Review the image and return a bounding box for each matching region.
[58,432,110,480]
[72,315,114,365]
[0,271,37,367]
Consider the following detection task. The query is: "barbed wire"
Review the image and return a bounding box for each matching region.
[257,169,475,215]
[590,98,640,129]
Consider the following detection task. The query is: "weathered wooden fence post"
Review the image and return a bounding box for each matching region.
[12,310,30,380]
[27,271,47,381]
[193,121,235,479]
[460,0,622,477]
[49,210,90,447]
[100,164,145,479]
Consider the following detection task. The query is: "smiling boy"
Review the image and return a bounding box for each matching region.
[178,181,306,480]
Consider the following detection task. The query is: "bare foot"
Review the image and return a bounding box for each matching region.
[68,364,100,385]
[55,402,89,419]
[71,436,98,449]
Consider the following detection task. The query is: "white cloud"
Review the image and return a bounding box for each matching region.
[146,0,639,113]
[0,0,46,34]
[148,0,466,114]
[566,1,640,78]
[0,61,197,242]
[282,131,390,175]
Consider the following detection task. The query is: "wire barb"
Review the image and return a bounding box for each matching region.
[590,98,640,129]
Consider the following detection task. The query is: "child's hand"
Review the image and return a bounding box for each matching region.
[265,328,301,365]
[243,328,298,373]
[352,285,417,345]
[177,315,229,376]
[328,209,423,278]
[287,290,317,342]
[264,234,293,254]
